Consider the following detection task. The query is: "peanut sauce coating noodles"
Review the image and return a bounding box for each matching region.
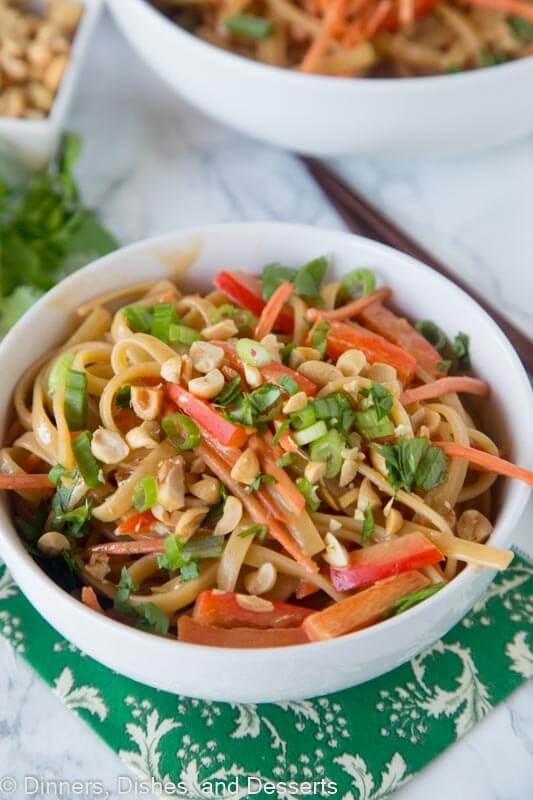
[4,259,532,647]
[151,0,533,77]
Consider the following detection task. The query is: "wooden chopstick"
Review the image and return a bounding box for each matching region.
[301,156,533,374]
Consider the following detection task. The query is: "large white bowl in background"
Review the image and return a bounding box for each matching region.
[106,0,533,157]
[0,222,531,702]
[0,0,103,170]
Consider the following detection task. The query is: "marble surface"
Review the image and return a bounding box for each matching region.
[1,9,532,799]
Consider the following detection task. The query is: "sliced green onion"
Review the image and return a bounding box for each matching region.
[289,404,316,431]
[71,431,102,489]
[162,413,201,450]
[341,268,376,300]
[362,507,374,545]
[168,323,201,345]
[312,392,351,421]
[415,320,448,354]
[64,369,87,430]
[151,302,179,342]
[238,524,267,541]
[309,429,344,479]
[293,420,327,446]
[236,338,272,367]
[296,477,320,512]
[211,303,253,331]
[310,318,330,358]
[48,352,74,395]
[384,582,445,619]
[276,452,293,468]
[354,409,394,439]
[122,304,153,333]
[132,474,158,512]
[182,535,224,559]
[272,419,289,446]
[278,374,299,395]
[225,13,274,38]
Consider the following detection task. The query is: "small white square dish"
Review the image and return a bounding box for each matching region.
[0,0,104,170]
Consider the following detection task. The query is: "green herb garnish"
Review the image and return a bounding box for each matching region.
[71,432,103,489]
[361,383,393,421]
[248,474,277,492]
[132,474,158,512]
[115,385,131,408]
[453,332,470,371]
[384,582,445,619]
[278,373,299,396]
[340,268,376,300]
[377,438,448,493]
[238,524,267,541]
[415,320,448,354]
[296,476,320,512]
[64,368,88,430]
[225,14,274,39]
[213,375,242,408]
[0,134,117,335]
[122,304,154,333]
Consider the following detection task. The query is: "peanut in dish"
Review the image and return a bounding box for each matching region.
[0,0,83,119]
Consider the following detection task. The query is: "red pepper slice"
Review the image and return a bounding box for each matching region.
[179,616,309,647]
[193,589,314,629]
[327,321,417,383]
[260,361,317,397]
[359,303,445,378]
[165,383,247,448]
[115,510,156,536]
[330,531,444,592]
[213,270,293,334]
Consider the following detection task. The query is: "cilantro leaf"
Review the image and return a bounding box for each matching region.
[383,582,445,619]
[362,382,393,421]
[261,263,297,300]
[248,474,277,492]
[238,524,267,541]
[293,255,328,299]
[213,375,242,407]
[136,602,170,635]
[115,566,140,608]
[377,438,448,493]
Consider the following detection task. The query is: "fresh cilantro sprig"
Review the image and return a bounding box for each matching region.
[375,438,448,493]
[0,133,117,335]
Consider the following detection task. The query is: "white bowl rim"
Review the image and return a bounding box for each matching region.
[128,0,533,91]
[0,221,531,667]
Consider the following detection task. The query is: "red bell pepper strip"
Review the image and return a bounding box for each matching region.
[179,616,309,647]
[326,321,417,383]
[260,361,318,396]
[115,510,156,537]
[359,303,445,378]
[330,531,444,592]
[213,270,293,333]
[193,589,314,629]
[303,571,431,641]
[165,382,247,448]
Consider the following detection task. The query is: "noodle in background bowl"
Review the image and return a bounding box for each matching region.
[106,0,533,157]
[0,222,531,702]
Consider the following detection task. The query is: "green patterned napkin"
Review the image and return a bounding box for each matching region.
[0,557,532,799]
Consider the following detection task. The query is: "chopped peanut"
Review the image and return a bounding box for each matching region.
[90,428,129,465]
[130,385,163,421]
[188,369,225,399]
[202,320,238,340]
[230,448,260,485]
[244,562,277,595]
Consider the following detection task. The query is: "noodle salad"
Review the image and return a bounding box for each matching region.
[3,258,532,648]
[151,0,533,77]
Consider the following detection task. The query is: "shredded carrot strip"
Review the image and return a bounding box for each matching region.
[0,473,53,490]
[434,442,533,486]
[398,0,415,25]
[306,287,392,322]
[296,579,321,600]
[278,429,299,453]
[255,281,293,340]
[81,586,104,614]
[462,0,533,19]
[249,435,306,515]
[400,377,489,406]
[300,0,347,72]
[363,0,393,34]
[201,430,289,523]
[199,442,318,573]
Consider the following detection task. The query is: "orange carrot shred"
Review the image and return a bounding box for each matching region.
[0,473,53,490]
[255,281,293,340]
[306,287,392,323]
[400,377,489,406]
[434,442,533,486]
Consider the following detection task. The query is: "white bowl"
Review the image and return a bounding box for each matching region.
[106,0,533,157]
[0,222,531,702]
[0,0,103,170]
